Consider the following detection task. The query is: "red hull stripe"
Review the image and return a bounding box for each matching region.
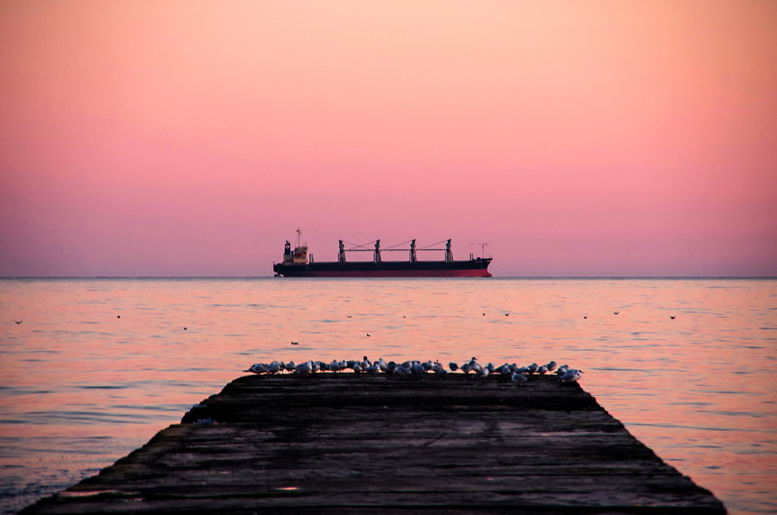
[278,269,491,278]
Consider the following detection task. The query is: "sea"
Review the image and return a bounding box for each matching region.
[0,278,775,514]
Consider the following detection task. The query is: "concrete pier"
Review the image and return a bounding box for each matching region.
[22,374,726,513]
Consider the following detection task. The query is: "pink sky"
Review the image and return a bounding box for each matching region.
[1,0,776,276]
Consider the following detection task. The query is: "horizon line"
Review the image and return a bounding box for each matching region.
[1,275,776,280]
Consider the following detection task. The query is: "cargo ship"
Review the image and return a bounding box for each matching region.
[273,232,492,277]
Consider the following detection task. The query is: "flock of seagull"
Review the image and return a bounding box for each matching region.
[245,357,583,384]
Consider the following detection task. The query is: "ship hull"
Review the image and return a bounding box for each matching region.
[273,259,492,278]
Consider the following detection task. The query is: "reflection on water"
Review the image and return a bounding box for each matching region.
[1,278,776,514]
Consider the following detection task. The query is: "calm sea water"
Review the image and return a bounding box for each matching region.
[0,278,775,514]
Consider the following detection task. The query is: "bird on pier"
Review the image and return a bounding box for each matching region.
[268,361,281,374]
[545,361,557,372]
[560,369,583,383]
[247,363,268,374]
[449,362,459,372]
[295,361,312,375]
[432,362,447,375]
[511,371,528,385]
[527,362,538,374]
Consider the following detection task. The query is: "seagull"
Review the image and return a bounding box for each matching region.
[546,361,557,372]
[527,363,538,374]
[511,371,528,385]
[285,361,296,371]
[247,363,268,374]
[505,313,510,317]
[560,369,582,383]
[268,361,281,374]
[412,362,426,375]
[449,362,459,372]
[537,365,548,375]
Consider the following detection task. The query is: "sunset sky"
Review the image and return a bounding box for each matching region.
[1,0,775,276]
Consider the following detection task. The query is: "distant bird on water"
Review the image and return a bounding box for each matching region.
[291,341,299,345]
[482,313,485,316]
[670,315,676,319]
[583,316,587,319]
[183,327,187,331]
[613,312,620,315]
[117,315,121,319]
[505,313,510,317]
[15,320,22,324]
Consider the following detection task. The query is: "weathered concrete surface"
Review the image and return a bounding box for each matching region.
[22,374,726,514]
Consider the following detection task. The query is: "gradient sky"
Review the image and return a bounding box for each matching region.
[1,0,775,276]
